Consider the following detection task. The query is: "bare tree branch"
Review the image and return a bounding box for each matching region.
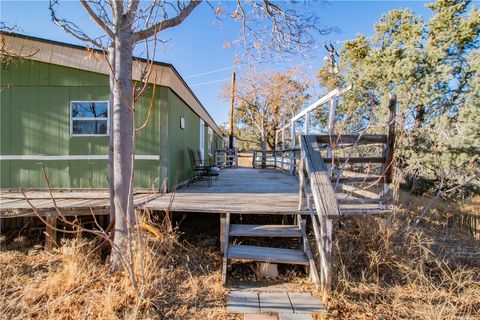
[134,0,202,42]
[80,0,115,38]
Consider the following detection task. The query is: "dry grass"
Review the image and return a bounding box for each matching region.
[327,194,480,319]
[0,223,240,320]
[0,195,479,319]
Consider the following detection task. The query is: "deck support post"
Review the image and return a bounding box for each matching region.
[45,214,57,252]
[220,213,226,253]
[321,217,333,295]
[221,213,230,284]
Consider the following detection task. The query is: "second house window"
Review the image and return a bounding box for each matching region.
[70,101,109,136]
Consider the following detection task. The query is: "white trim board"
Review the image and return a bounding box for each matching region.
[0,155,160,161]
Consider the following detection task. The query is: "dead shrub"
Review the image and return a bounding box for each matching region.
[328,194,480,319]
[0,217,239,320]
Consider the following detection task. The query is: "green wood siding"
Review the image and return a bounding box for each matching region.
[166,88,201,189]
[1,59,163,189]
[1,59,221,191]
[164,89,226,190]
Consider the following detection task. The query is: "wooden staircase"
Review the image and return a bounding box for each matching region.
[222,214,318,284]
[222,96,397,291]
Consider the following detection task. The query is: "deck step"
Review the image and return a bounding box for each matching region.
[336,196,389,205]
[229,224,302,237]
[228,244,309,265]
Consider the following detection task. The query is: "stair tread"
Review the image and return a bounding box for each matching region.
[228,244,309,265]
[229,224,303,237]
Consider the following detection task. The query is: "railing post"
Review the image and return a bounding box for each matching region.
[383,94,397,198]
[281,122,286,170]
[235,148,238,168]
[290,121,296,174]
[326,94,338,175]
[298,156,306,210]
[327,94,337,136]
[304,112,310,134]
[385,94,396,184]
[274,130,278,169]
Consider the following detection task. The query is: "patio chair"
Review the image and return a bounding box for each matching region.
[187,148,219,187]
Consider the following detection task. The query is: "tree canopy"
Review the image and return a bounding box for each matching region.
[317,0,480,194]
[224,69,310,150]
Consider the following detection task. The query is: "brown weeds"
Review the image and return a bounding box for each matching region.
[0,221,239,320]
[327,195,480,319]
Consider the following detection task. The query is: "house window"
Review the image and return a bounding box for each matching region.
[70,101,109,136]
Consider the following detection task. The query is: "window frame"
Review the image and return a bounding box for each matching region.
[70,100,110,137]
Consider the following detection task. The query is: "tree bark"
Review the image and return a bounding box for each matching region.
[108,45,116,224]
[414,105,424,130]
[110,28,136,271]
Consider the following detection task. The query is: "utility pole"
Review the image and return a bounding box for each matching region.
[324,43,339,74]
[229,72,236,149]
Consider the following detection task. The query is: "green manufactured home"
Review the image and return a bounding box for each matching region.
[0,33,224,191]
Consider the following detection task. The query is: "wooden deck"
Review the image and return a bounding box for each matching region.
[143,168,308,214]
[1,168,390,218]
[143,168,389,216]
[0,191,155,218]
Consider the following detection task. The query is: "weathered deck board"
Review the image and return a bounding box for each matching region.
[229,224,303,237]
[0,192,156,218]
[1,168,389,218]
[228,244,309,265]
[144,168,309,214]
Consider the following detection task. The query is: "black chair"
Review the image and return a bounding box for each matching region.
[187,148,219,186]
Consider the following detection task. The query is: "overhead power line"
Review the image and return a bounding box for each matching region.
[190,77,232,87]
[186,35,373,87]
[184,66,235,79]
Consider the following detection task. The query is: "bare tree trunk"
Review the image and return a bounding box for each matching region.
[108,44,116,225]
[110,29,136,271]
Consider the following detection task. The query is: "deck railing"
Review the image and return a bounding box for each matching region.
[298,135,339,293]
[214,149,238,168]
[251,148,301,173]
[298,96,396,294]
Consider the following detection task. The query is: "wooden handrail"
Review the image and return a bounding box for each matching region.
[315,134,387,145]
[299,135,339,295]
[301,135,340,218]
[297,95,397,295]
